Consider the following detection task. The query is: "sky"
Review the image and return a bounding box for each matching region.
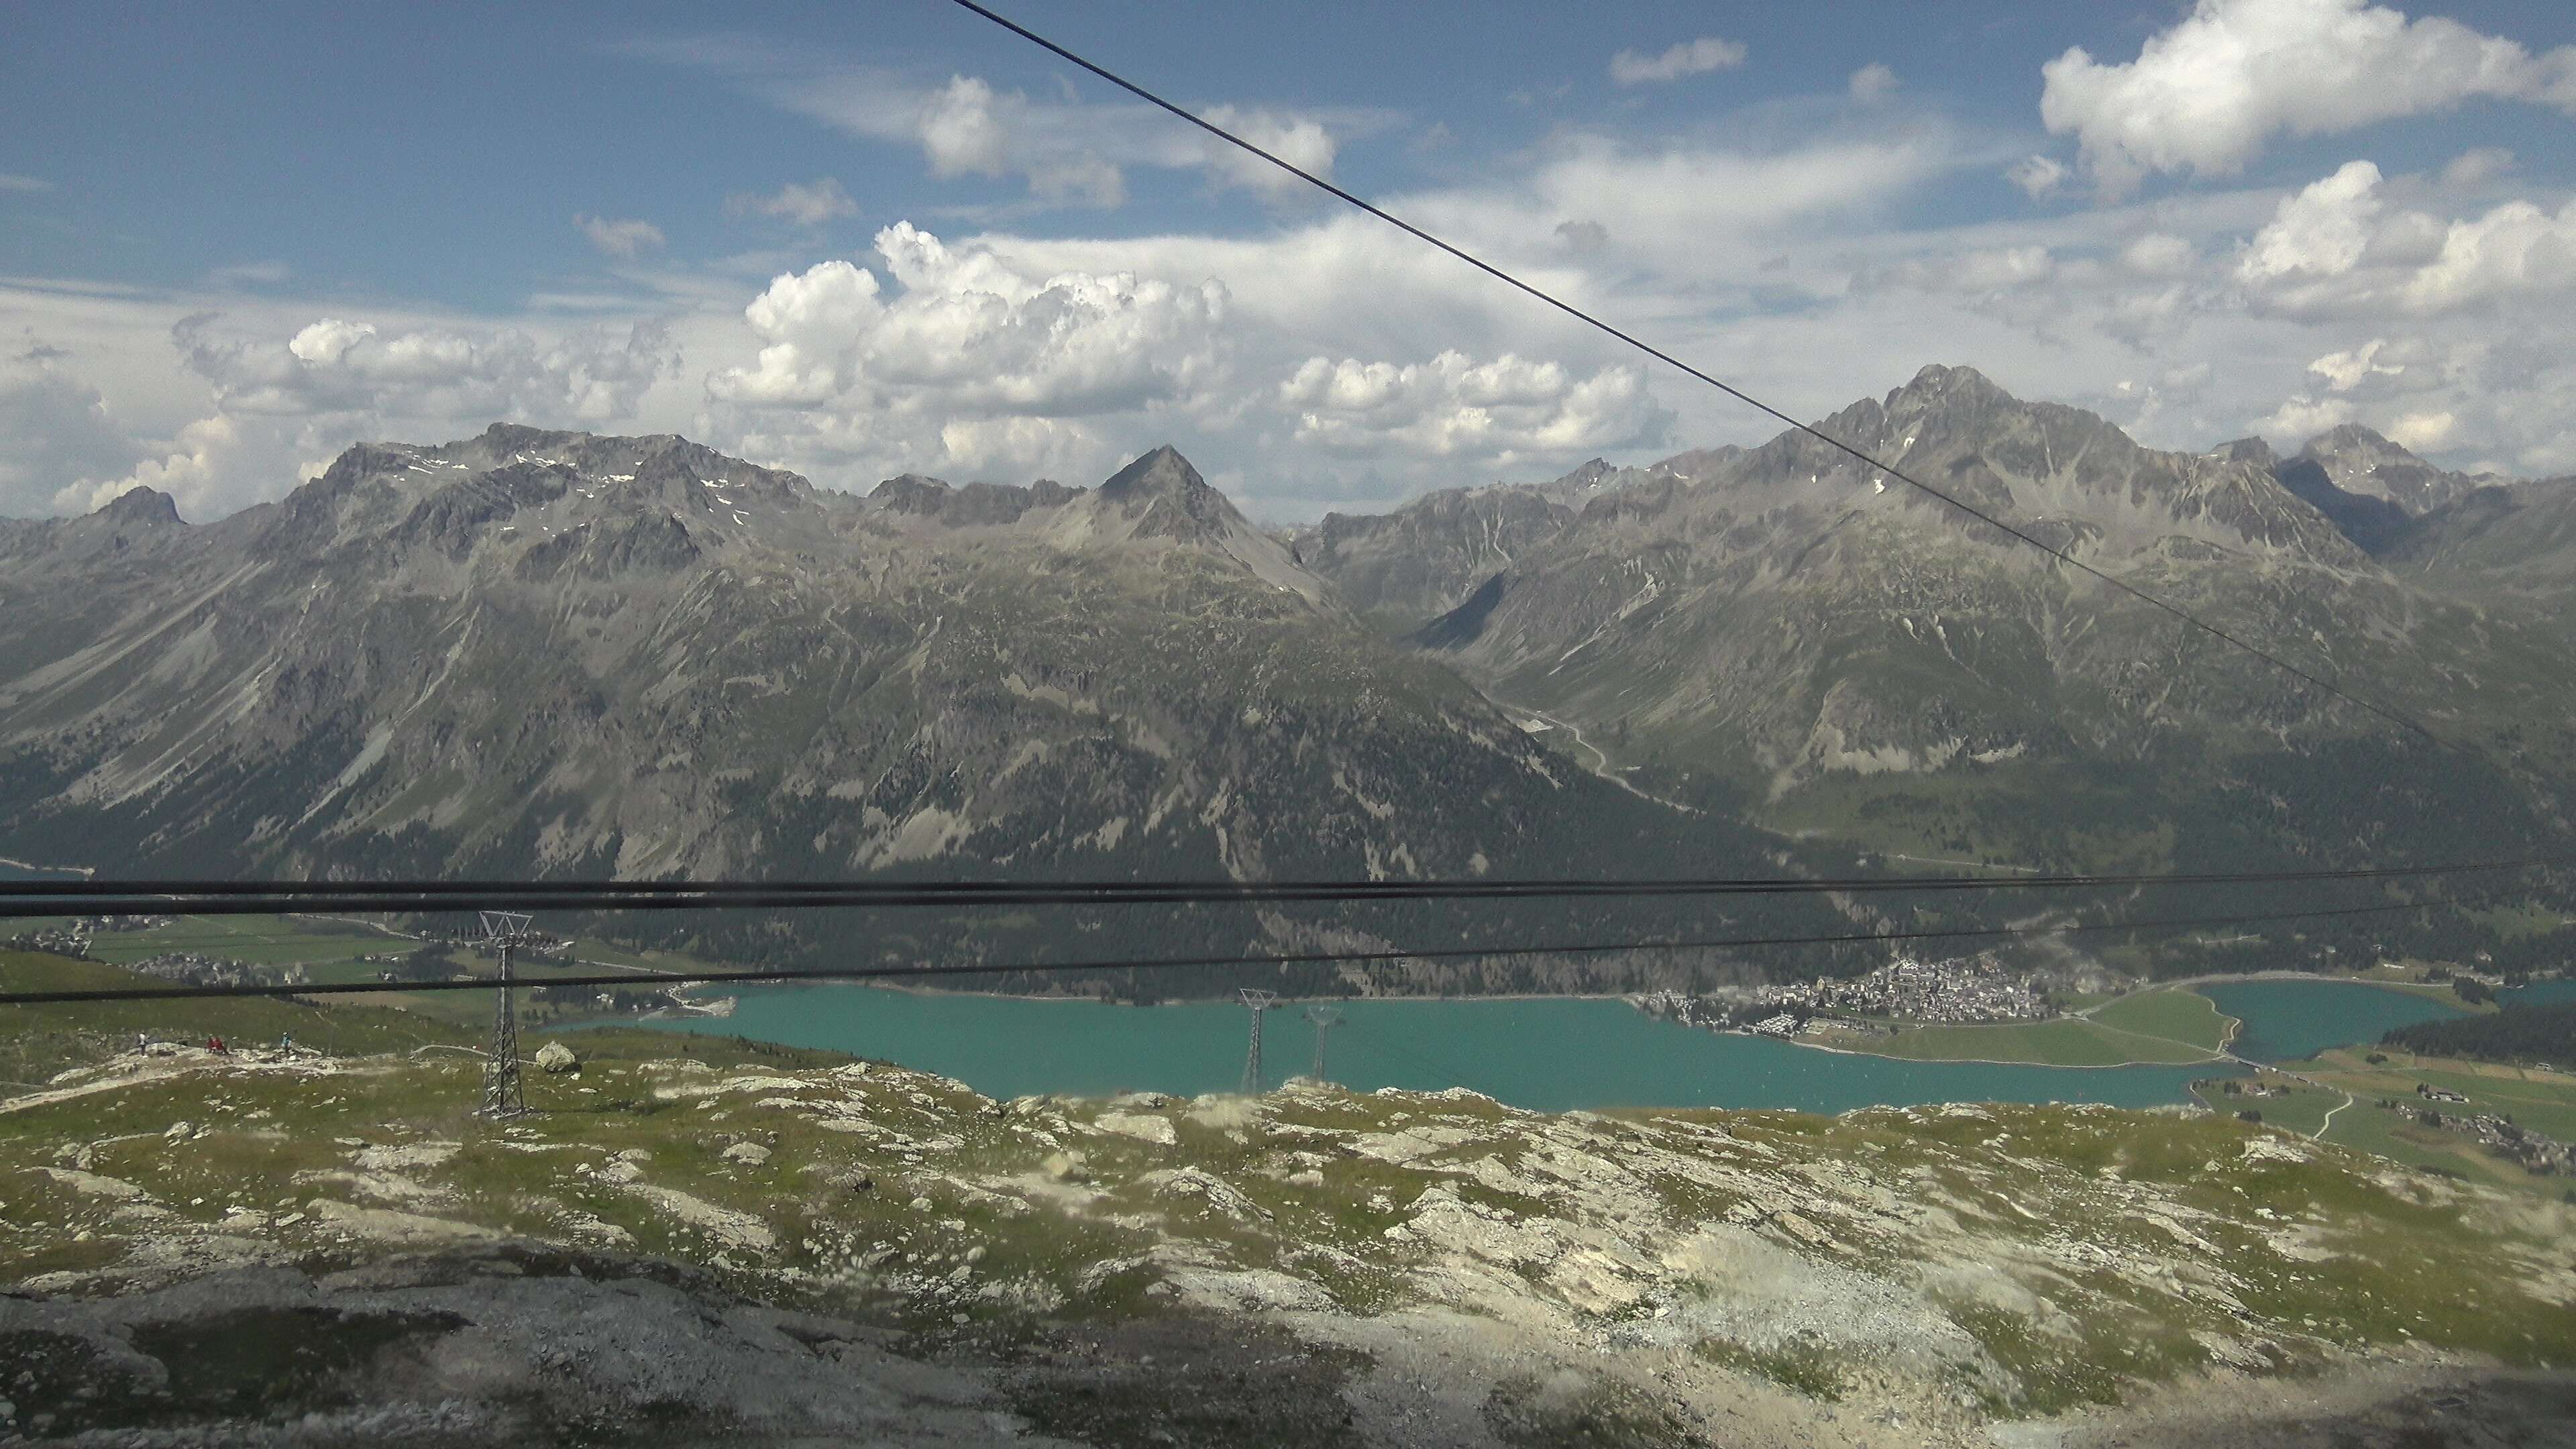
[5,0,2575,523]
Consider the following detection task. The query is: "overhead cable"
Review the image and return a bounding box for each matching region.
[939,0,2469,755]
[0,894,2467,1006]
[0,851,2564,919]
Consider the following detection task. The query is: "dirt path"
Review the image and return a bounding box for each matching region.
[0,855,92,878]
[2316,1092,2355,1138]
[1888,852,2045,875]
[1490,698,1702,814]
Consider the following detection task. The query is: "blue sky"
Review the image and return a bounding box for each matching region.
[6,0,2576,520]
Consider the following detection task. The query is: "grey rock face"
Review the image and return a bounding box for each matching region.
[1299,485,1574,629]
[1379,365,2576,871]
[1294,455,1690,629]
[0,1246,1057,1446]
[2296,423,2496,517]
[0,430,1821,992]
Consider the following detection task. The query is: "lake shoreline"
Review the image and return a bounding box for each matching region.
[659,967,2502,1074]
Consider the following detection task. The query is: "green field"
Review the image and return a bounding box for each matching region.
[0,951,470,1083]
[2187,1064,2488,1183]
[2304,1047,2576,1142]
[1866,1016,2218,1067]
[0,947,854,1090]
[2088,988,2235,1052]
[2267,1046,2576,1195]
[2184,1071,2560,1195]
[2313,1095,2526,1187]
[2190,1077,2342,1136]
[1862,985,2233,1066]
[68,914,409,971]
[17,914,719,1032]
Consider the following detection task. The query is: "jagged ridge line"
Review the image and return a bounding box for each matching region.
[939,0,2462,753]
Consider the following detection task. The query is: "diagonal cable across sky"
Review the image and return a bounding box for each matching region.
[938,0,2474,757]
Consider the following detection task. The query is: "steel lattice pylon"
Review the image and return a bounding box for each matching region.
[478,910,532,1120]
[1303,1005,1344,1083]
[1239,988,1277,1095]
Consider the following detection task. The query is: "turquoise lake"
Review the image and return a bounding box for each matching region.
[629,987,2218,1112]
[2196,979,2467,1062]
[2504,978,2576,1008]
[626,971,2560,1112]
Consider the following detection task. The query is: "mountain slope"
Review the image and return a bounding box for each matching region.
[2297,423,2497,516]
[2219,437,2416,555]
[0,428,1837,990]
[1296,484,1574,629]
[1404,366,2576,875]
[2385,475,2576,607]
[1296,455,1711,629]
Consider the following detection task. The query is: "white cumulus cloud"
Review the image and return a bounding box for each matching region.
[0,358,146,517]
[2402,196,2576,312]
[2386,409,2456,450]
[705,223,1231,477]
[177,314,678,423]
[2440,146,2516,189]
[1198,105,1337,196]
[1610,36,1748,87]
[2253,392,2356,444]
[2041,0,2576,195]
[2308,339,2402,390]
[52,413,249,517]
[2239,160,2386,284]
[1279,351,1668,462]
[2239,161,2576,317]
[23,313,687,519]
[917,75,1016,180]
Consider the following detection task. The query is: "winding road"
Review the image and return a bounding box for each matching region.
[1491,699,1701,814]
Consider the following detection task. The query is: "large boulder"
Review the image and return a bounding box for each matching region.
[533,1042,580,1075]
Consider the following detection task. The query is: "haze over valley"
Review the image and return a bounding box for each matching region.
[9,3,2576,1444]
[7,366,2571,991]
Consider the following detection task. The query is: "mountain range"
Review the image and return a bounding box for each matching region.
[1300,366,2576,885]
[0,426,1832,992]
[5,365,2571,986]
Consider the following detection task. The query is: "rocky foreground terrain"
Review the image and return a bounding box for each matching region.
[3,1036,2573,1447]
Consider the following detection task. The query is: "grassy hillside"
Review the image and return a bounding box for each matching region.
[3,1039,2573,1428]
[0,951,468,1083]
[2245,1046,2576,1195]
[1862,1016,2218,1067]
[1851,986,2235,1067]
[2089,987,2235,1051]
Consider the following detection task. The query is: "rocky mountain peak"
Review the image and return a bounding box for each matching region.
[1099,445,1207,502]
[1558,458,1613,488]
[871,473,954,509]
[1885,363,2012,417]
[1096,445,1252,549]
[97,487,182,527]
[2305,422,2408,458]
[2298,423,2486,515]
[2214,437,2279,470]
[472,421,592,460]
[1525,458,1629,508]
